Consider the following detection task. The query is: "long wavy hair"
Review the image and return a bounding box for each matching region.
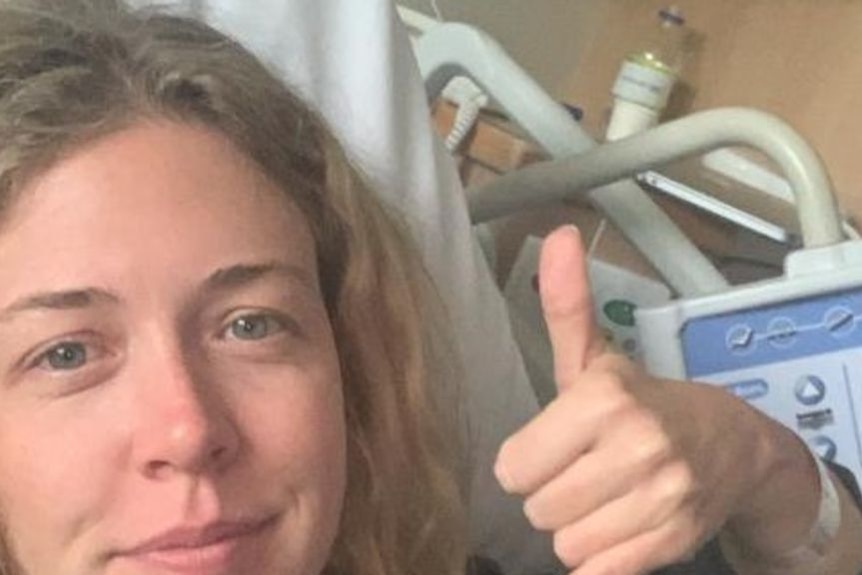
[0,1,467,574]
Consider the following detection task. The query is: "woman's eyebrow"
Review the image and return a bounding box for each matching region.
[0,263,313,322]
[201,261,315,294]
[0,288,120,322]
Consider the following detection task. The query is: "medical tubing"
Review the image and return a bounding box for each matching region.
[468,108,843,250]
[415,23,727,297]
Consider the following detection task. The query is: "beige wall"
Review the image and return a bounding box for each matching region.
[398,0,601,99]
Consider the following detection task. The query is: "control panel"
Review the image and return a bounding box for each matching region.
[637,241,862,486]
[681,288,862,481]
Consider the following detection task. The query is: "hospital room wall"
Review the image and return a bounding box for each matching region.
[397,0,605,97]
[403,0,862,221]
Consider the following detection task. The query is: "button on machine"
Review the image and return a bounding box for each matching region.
[795,375,827,406]
[812,435,838,461]
[767,317,797,349]
[723,379,770,401]
[725,324,755,354]
[825,306,856,338]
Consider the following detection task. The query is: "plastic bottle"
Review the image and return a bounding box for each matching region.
[605,6,687,141]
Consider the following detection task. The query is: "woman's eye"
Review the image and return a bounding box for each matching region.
[227,314,284,341]
[36,342,88,371]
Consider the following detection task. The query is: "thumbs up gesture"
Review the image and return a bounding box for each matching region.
[494,226,823,574]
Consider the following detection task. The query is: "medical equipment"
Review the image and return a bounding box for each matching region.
[465,103,862,484]
[414,22,728,297]
[414,19,862,483]
[640,242,862,484]
[466,108,842,246]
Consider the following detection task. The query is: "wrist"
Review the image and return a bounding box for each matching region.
[778,456,840,561]
[725,413,822,559]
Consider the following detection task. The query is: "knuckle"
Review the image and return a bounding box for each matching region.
[650,431,674,463]
[594,380,637,419]
[629,438,670,474]
[629,418,673,465]
[665,461,698,500]
[651,463,701,524]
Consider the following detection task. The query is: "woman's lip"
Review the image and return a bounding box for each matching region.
[127,517,273,553]
[117,515,277,572]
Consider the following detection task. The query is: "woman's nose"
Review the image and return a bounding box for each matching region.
[130,347,241,480]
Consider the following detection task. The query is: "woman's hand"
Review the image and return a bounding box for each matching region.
[494,226,822,574]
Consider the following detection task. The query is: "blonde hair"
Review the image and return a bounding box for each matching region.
[0,1,467,574]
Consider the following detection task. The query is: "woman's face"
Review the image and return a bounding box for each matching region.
[0,121,346,574]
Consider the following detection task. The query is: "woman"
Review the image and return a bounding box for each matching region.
[0,0,466,573]
[2,2,862,575]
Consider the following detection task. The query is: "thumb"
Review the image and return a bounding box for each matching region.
[539,225,606,392]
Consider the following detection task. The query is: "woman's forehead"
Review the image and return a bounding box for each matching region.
[21,120,284,210]
[0,120,319,305]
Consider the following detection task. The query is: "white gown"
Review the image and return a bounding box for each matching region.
[127,0,556,572]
